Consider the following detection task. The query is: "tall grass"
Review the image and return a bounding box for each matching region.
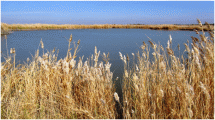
[1,23,10,35]
[119,19,214,119]
[1,35,116,119]
[1,19,214,119]
[2,22,214,31]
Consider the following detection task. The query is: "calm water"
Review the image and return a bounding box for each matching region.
[1,29,207,97]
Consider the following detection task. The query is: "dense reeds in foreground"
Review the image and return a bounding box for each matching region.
[120,20,214,119]
[1,20,214,119]
[1,36,115,119]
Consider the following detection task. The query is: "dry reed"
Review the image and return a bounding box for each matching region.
[1,35,116,119]
[1,23,10,35]
[120,19,214,119]
[1,19,214,119]
[1,23,214,32]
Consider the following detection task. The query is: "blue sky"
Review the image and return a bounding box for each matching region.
[1,1,214,24]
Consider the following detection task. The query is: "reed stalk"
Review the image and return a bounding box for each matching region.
[1,19,213,119]
[119,19,214,119]
[1,37,115,119]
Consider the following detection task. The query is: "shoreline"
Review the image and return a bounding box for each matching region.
[1,23,214,32]
[1,23,214,119]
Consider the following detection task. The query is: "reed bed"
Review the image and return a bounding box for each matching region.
[1,19,214,119]
[1,23,10,35]
[1,35,116,119]
[1,22,214,31]
[119,19,214,119]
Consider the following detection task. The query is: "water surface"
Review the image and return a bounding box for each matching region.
[1,29,206,97]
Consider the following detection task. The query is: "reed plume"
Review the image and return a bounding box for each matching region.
[120,19,214,119]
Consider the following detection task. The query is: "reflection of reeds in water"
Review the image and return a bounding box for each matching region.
[1,19,214,119]
[120,19,214,119]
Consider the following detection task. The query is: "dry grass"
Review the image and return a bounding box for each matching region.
[1,19,214,119]
[119,19,214,119]
[1,22,214,31]
[1,23,10,35]
[1,35,116,119]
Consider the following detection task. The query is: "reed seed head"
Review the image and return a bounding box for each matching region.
[134,84,139,92]
[141,45,145,50]
[160,89,164,97]
[200,34,206,42]
[40,39,44,49]
[27,58,30,62]
[126,54,129,62]
[148,93,152,97]
[166,48,174,55]
[95,46,97,55]
[123,55,127,64]
[69,34,72,42]
[136,64,139,71]
[161,45,164,51]
[184,43,190,53]
[131,109,135,114]
[142,53,146,58]
[197,19,202,27]
[149,40,155,49]
[188,108,193,118]
[159,61,166,70]
[100,98,105,105]
[193,46,199,55]
[105,62,111,71]
[10,48,13,54]
[77,39,80,45]
[194,29,199,34]
[133,74,138,81]
[4,35,7,39]
[143,41,146,46]
[199,82,208,94]
[66,95,70,99]
[52,47,56,53]
[169,34,172,44]
[177,87,182,93]
[167,40,170,48]
[152,52,156,57]
[119,52,123,60]
[177,44,180,51]
[114,92,120,102]
[12,48,15,54]
[187,40,189,44]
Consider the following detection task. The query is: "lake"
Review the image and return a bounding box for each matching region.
[1,29,206,97]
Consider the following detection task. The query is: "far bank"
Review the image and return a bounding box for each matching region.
[1,23,214,35]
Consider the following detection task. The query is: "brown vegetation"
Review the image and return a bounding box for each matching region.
[1,22,214,31]
[1,23,10,35]
[120,19,214,119]
[1,19,214,119]
[1,36,116,119]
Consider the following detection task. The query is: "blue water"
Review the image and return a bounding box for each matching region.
[1,29,202,62]
[1,29,208,97]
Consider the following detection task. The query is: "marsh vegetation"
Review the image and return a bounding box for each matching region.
[1,23,11,35]
[1,19,214,119]
[1,22,214,32]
